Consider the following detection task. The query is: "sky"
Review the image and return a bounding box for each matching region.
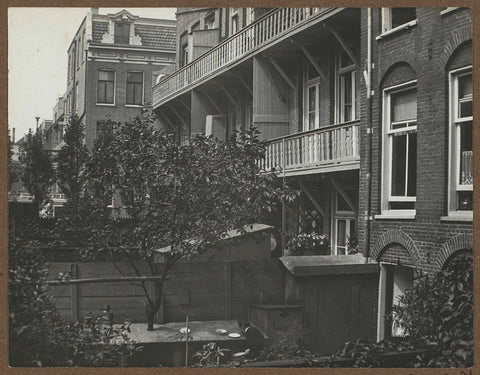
[8,7,177,141]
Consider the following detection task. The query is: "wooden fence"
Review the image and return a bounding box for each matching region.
[49,259,285,324]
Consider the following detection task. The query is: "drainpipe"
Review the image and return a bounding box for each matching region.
[363,8,373,260]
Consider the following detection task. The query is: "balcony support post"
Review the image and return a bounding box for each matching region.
[328,176,357,214]
[158,110,177,132]
[168,104,188,127]
[266,56,297,91]
[298,181,326,218]
[202,91,223,114]
[175,99,191,113]
[232,72,253,96]
[324,24,360,68]
[291,39,327,81]
[220,84,240,109]
[257,56,286,103]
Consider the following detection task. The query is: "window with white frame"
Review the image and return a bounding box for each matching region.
[382,81,417,212]
[303,61,321,131]
[332,191,356,255]
[381,8,416,33]
[126,72,143,105]
[449,68,473,213]
[97,70,115,104]
[336,51,356,123]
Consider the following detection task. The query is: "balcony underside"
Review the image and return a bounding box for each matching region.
[153,7,346,109]
[276,158,360,177]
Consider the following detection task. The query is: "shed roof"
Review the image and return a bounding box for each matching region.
[280,254,378,276]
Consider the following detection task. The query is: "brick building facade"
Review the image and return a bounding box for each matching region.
[64,8,176,150]
[151,7,473,344]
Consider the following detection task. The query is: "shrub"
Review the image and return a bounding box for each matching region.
[331,254,473,367]
[8,225,137,367]
[258,322,316,361]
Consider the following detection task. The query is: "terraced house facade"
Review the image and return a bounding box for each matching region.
[152,7,473,343]
[64,8,176,150]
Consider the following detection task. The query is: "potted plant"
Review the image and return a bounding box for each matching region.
[285,232,329,256]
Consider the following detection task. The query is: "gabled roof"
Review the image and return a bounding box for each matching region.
[91,19,176,50]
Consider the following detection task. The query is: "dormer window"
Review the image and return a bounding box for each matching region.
[115,22,130,44]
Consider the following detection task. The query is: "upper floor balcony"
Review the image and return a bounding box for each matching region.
[153,7,342,108]
[260,121,360,176]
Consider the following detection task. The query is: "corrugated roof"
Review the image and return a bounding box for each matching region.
[135,24,176,49]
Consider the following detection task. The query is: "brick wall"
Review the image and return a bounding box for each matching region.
[358,7,473,273]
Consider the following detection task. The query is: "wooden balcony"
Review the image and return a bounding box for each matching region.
[153,7,341,108]
[260,121,360,176]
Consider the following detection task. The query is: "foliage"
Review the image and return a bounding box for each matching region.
[330,254,473,367]
[57,115,296,329]
[258,322,316,361]
[8,128,20,189]
[286,232,328,255]
[8,222,137,367]
[393,254,473,367]
[19,128,54,213]
[56,114,89,208]
[192,342,232,367]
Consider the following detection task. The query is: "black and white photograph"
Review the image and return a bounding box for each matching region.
[7,6,474,368]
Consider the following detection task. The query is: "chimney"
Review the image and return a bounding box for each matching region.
[91,7,99,15]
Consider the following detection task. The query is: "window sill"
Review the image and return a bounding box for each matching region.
[374,211,416,220]
[376,20,417,41]
[440,212,472,222]
[125,104,144,108]
[96,103,116,107]
[440,7,460,16]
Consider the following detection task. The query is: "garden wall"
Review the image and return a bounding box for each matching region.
[49,259,285,324]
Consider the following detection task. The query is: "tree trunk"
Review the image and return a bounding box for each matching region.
[146,311,155,331]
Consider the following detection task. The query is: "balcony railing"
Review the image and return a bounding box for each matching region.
[260,122,359,174]
[153,7,338,107]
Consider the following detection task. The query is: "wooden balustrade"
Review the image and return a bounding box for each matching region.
[153,7,336,107]
[260,122,360,174]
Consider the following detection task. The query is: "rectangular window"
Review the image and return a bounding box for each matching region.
[97,70,115,104]
[382,8,416,33]
[304,62,321,131]
[332,191,357,255]
[204,12,215,29]
[382,82,417,213]
[114,22,130,44]
[336,51,356,123]
[126,72,143,105]
[449,68,473,214]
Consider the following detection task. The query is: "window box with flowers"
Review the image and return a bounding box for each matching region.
[285,233,329,256]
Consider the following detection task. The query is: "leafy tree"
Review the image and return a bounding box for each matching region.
[56,114,89,209]
[8,221,136,367]
[59,115,294,330]
[19,129,53,214]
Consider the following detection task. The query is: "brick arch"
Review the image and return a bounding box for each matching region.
[439,25,472,68]
[378,49,421,81]
[435,233,473,269]
[370,230,421,266]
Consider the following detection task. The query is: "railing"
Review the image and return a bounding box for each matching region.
[461,151,473,185]
[153,7,336,107]
[260,122,359,173]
